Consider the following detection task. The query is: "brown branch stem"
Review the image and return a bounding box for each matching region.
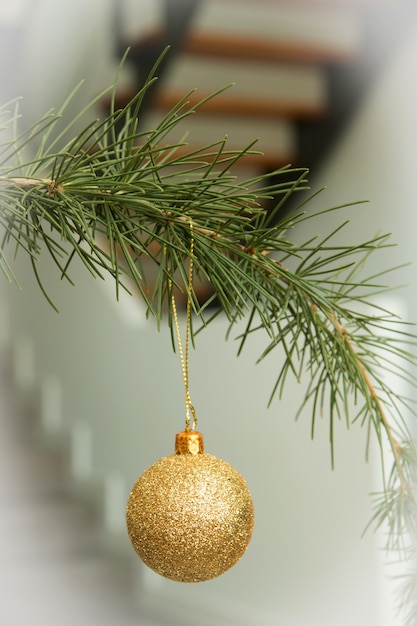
[0,177,50,188]
[0,177,63,198]
[325,308,406,489]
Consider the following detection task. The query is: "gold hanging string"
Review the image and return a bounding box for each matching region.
[170,220,197,431]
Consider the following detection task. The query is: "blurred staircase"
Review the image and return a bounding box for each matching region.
[102,0,416,305]
[0,357,156,626]
[109,0,416,185]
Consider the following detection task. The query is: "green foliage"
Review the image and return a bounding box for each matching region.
[1,57,416,621]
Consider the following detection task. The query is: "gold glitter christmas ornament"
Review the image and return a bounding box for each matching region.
[126,430,254,582]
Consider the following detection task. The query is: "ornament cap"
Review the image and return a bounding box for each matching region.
[175,430,204,455]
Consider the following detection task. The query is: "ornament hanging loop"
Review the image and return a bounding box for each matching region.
[171,218,197,431]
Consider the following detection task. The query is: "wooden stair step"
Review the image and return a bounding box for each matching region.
[108,85,325,121]
[157,55,327,119]
[125,2,360,65]
[154,89,325,120]
[179,31,359,64]
[142,110,296,169]
[189,0,360,62]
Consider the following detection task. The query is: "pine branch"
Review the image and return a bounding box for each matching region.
[1,59,417,622]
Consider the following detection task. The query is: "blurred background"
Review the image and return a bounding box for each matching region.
[1,1,417,624]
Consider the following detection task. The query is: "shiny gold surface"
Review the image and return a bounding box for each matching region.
[126,444,254,583]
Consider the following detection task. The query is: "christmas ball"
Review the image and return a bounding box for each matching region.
[126,431,254,582]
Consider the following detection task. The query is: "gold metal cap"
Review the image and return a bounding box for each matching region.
[175,431,204,455]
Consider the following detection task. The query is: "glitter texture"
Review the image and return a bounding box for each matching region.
[126,444,254,583]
